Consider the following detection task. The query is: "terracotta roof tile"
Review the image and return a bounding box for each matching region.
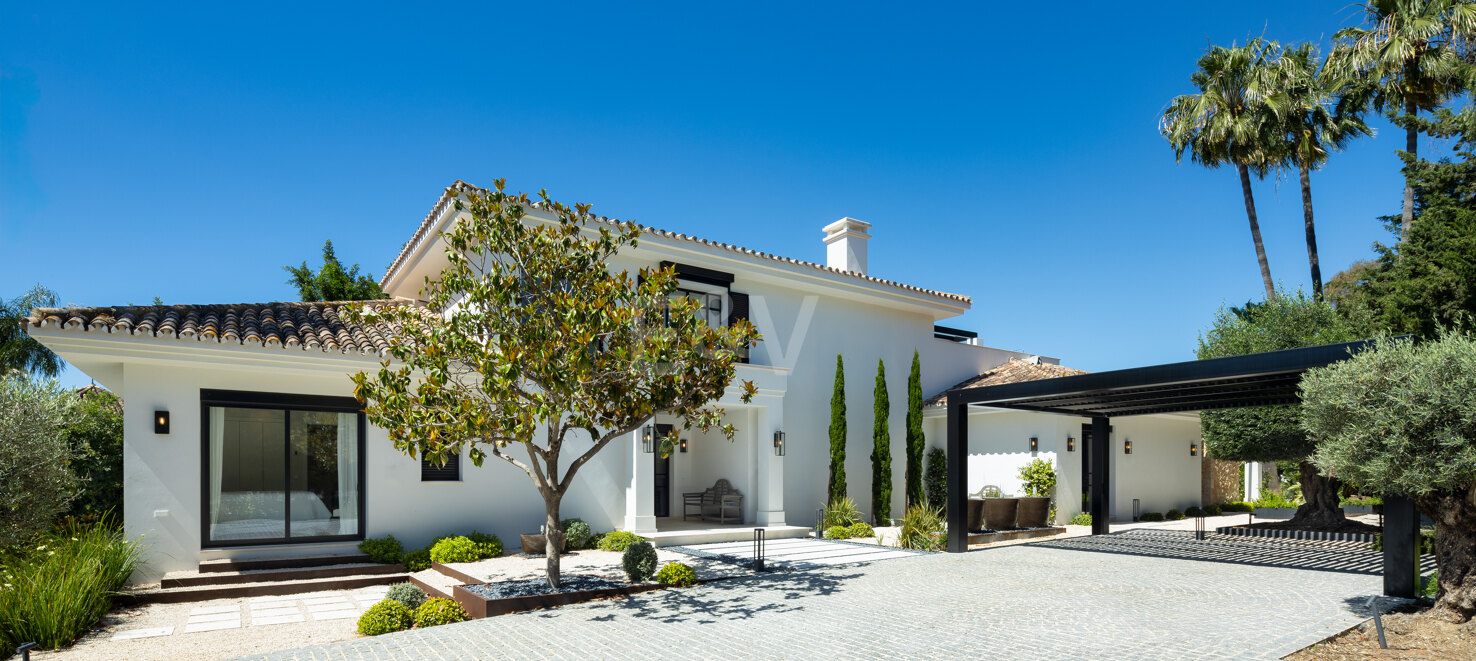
[23,300,418,358]
[925,358,1089,407]
[382,181,970,305]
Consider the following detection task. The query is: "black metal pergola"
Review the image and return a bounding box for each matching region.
[943,339,1421,597]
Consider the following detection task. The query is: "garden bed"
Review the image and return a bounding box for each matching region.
[1243,518,1383,535]
[452,575,665,618]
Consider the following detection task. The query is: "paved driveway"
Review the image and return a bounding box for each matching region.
[235,531,1383,661]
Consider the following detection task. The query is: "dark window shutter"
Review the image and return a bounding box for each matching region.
[728,291,750,364]
[421,451,460,481]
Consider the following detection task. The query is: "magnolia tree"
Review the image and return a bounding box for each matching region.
[349,181,758,588]
[1302,331,1476,622]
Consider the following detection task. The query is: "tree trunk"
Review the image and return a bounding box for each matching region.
[1299,159,1322,300]
[1418,486,1476,623]
[1237,163,1276,300]
[1287,461,1344,528]
[543,495,564,590]
[1401,98,1418,241]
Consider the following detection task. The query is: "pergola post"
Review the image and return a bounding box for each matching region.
[946,400,968,552]
[1383,494,1418,598]
[1090,416,1110,535]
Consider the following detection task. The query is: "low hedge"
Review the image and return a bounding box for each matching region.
[357,599,414,636]
[597,531,645,552]
[403,548,431,572]
[358,535,404,564]
[1165,509,1185,521]
[1138,512,1164,522]
[429,536,480,564]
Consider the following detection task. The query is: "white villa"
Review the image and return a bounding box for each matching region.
[27,181,1203,581]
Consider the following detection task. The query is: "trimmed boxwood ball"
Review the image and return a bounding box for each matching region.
[622,541,658,582]
[823,525,848,540]
[1165,509,1185,521]
[466,531,504,559]
[1204,505,1223,516]
[413,597,469,628]
[1139,512,1164,522]
[560,518,593,550]
[357,599,414,636]
[655,562,697,587]
[597,531,645,552]
[429,536,480,564]
[358,535,404,564]
[1184,506,1205,518]
[385,582,427,610]
[846,522,875,539]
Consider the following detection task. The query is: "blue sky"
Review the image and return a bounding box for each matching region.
[0,2,1445,387]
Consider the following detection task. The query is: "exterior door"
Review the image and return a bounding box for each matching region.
[1080,423,1092,515]
[653,424,673,518]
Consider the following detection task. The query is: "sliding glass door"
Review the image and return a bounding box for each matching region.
[202,390,364,546]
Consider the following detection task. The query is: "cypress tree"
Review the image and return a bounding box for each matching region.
[870,358,892,524]
[905,350,925,509]
[827,354,847,504]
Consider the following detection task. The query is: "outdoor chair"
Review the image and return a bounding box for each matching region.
[682,479,744,524]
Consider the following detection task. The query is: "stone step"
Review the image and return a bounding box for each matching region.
[198,552,373,573]
[164,562,404,588]
[124,572,409,605]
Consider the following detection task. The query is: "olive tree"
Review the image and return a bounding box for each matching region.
[1302,331,1476,622]
[349,181,759,588]
[0,373,79,547]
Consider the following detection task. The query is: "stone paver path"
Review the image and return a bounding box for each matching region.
[672,537,924,568]
[106,586,388,642]
[234,533,1384,661]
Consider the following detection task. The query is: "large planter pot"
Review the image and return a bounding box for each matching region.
[519,532,566,556]
[982,498,1018,531]
[967,499,985,532]
[1016,497,1050,528]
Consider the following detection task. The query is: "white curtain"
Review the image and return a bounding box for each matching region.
[337,413,359,535]
[209,407,225,536]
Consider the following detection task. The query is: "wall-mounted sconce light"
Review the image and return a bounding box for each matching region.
[154,410,170,435]
[1124,439,1132,455]
[1066,434,1075,452]
[773,430,785,456]
[642,425,654,453]
[679,437,688,453]
[1190,443,1198,457]
[1029,436,1038,455]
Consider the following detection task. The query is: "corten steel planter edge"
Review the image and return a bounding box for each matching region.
[982,497,1019,530]
[1015,497,1051,528]
[966,499,985,532]
[452,581,667,619]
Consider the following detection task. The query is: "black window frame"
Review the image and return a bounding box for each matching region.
[199,389,367,549]
[421,449,462,482]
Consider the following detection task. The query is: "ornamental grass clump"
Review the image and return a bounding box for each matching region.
[385,582,427,610]
[622,541,658,582]
[0,518,143,652]
[655,562,697,587]
[357,599,414,636]
[898,503,945,551]
[822,496,863,529]
[413,597,469,628]
[429,536,480,564]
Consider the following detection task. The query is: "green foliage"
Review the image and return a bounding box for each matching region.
[62,389,124,519]
[283,240,385,302]
[385,582,427,610]
[823,525,848,540]
[1185,506,1205,517]
[1423,570,1441,598]
[1165,509,1185,521]
[905,351,926,510]
[402,548,431,572]
[1220,502,1254,513]
[559,518,592,550]
[1069,513,1093,526]
[898,503,945,551]
[356,599,414,636]
[0,518,143,651]
[1204,505,1223,516]
[823,496,863,529]
[870,359,892,525]
[1197,290,1358,463]
[1341,495,1383,506]
[0,284,63,377]
[347,182,758,589]
[924,447,948,513]
[413,597,469,628]
[846,522,875,539]
[597,531,645,552]
[621,541,658,582]
[829,354,847,504]
[429,536,480,564]
[655,562,697,587]
[0,374,79,548]
[1017,458,1057,498]
[466,531,503,559]
[1139,512,1165,522]
[1252,492,1298,509]
[358,535,404,565]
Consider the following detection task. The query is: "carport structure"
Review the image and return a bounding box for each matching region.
[943,339,1423,598]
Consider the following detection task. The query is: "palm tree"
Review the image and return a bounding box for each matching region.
[1259,44,1373,300]
[1162,39,1282,301]
[1331,0,1476,239]
[0,284,63,377]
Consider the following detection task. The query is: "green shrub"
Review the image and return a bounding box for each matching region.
[924,447,948,512]
[1184,506,1205,518]
[589,531,607,549]
[597,531,645,552]
[898,503,945,551]
[1165,509,1185,521]
[403,548,431,572]
[846,522,875,539]
[1341,495,1383,506]
[62,389,124,520]
[622,541,658,582]
[822,496,863,529]
[1204,505,1222,516]
[0,518,143,651]
[655,562,697,587]
[560,518,592,550]
[1422,571,1440,598]
[1069,513,1092,526]
[356,599,414,636]
[1251,492,1298,509]
[0,375,80,548]
[823,525,848,540]
[412,597,468,628]
[429,536,480,564]
[466,531,503,559]
[358,535,405,565]
[1220,502,1253,513]
[1017,458,1057,498]
[1139,512,1164,522]
[385,582,426,610]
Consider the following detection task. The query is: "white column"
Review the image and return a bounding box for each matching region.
[1244,462,1261,502]
[624,428,656,533]
[754,401,786,526]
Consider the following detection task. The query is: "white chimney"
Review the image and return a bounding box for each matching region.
[822,217,872,274]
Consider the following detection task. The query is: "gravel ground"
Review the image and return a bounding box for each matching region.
[441,547,738,583]
[1286,609,1476,660]
[462,576,625,599]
